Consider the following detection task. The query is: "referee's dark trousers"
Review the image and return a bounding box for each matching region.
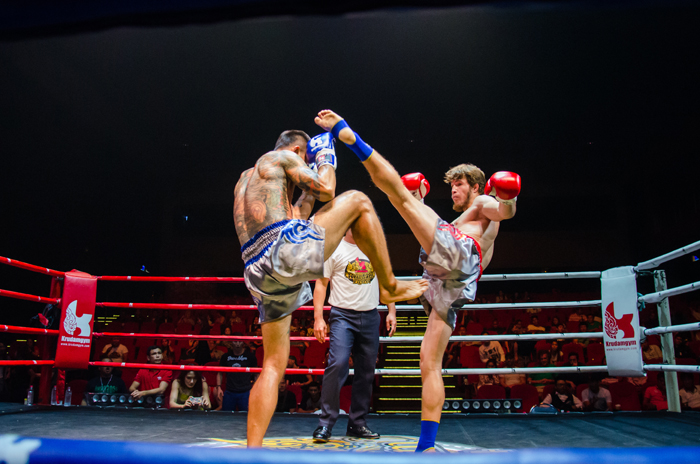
[318,306,380,430]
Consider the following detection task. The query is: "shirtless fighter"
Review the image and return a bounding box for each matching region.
[314,110,520,452]
[234,129,427,447]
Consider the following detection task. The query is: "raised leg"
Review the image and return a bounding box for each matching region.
[247,315,291,447]
[313,190,427,303]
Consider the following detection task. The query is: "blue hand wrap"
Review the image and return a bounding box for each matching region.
[330,120,374,162]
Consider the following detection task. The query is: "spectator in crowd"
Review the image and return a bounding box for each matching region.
[169,370,211,410]
[476,359,501,391]
[129,346,172,400]
[643,375,668,411]
[527,316,546,333]
[642,341,663,362]
[251,327,263,351]
[674,334,694,360]
[102,338,128,363]
[559,353,585,388]
[549,340,563,364]
[490,320,503,334]
[276,378,298,413]
[207,340,225,362]
[499,352,526,391]
[549,317,561,332]
[581,375,612,411]
[568,309,583,322]
[180,340,198,364]
[287,356,313,388]
[82,356,128,404]
[217,336,257,411]
[178,311,195,326]
[298,381,323,413]
[478,332,505,364]
[160,339,177,365]
[542,377,583,412]
[529,351,555,393]
[230,311,244,325]
[577,323,591,347]
[679,373,700,411]
[586,314,602,332]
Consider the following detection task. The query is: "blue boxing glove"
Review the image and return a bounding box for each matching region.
[306,132,337,171]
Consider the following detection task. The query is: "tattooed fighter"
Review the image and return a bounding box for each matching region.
[314,110,521,452]
[234,130,427,447]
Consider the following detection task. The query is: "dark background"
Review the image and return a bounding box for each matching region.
[1,1,699,324]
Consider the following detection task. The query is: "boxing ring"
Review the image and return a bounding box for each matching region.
[1,240,700,462]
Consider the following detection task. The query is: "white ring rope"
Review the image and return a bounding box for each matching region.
[380,331,602,343]
[638,281,700,304]
[365,366,609,376]
[644,364,700,374]
[381,300,600,311]
[635,240,700,271]
[644,322,700,336]
[397,271,601,281]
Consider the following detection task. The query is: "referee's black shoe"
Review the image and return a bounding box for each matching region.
[313,426,331,443]
[346,425,380,439]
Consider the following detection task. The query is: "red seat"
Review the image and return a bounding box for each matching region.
[534,340,551,353]
[122,322,139,333]
[230,323,247,333]
[562,342,586,363]
[140,322,157,334]
[287,384,302,406]
[476,384,506,399]
[68,379,88,405]
[459,345,482,368]
[120,368,139,389]
[688,341,700,358]
[676,357,697,365]
[304,341,329,368]
[609,379,641,411]
[566,320,581,333]
[202,361,221,388]
[542,384,555,400]
[175,323,193,334]
[586,342,605,364]
[509,384,539,413]
[289,346,303,365]
[255,347,264,366]
[465,322,483,335]
[158,323,175,334]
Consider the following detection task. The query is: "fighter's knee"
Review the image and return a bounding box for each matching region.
[344,189,373,211]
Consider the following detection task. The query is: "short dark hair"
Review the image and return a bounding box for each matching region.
[288,355,297,363]
[147,346,161,358]
[275,130,310,150]
[307,381,321,390]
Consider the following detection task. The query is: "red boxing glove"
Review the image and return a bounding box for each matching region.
[401,172,430,202]
[485,171,521,205]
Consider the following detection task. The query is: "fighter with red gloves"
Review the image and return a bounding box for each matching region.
[313,109,519,452]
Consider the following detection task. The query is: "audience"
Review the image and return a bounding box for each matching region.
[542,377,583,412]
[102,338,128,363]
[276,378,298,413]
[169,370,211,410]
[549,340,563,364]
[217,337,257,411]
[297,381,323,413]
[529,351,556,393]
[643,375,668,411]
[478,332,505,364]
[642,341,663,362]
[499,352,527,391]
[581,375,612,411]
[679,373,700,411]
[129,346,172,400]
[82,356,128,404]
[476,359,501,391]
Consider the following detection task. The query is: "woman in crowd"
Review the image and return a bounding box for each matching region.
[169,370,211,410]
[549,340,563,364]
[476,359,501,391]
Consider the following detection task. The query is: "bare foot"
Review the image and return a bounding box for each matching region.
[315,110,356,144]
[380,279,428,304]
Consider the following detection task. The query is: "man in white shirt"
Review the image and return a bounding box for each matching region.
[102,337,129,363]
[478,332,505,364]
[312,229,397,442]
[581,375,612,411]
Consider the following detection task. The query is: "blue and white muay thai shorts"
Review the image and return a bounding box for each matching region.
[419,218,482,330]
[241,219,325,323]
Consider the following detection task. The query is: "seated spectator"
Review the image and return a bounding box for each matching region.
[102,338,128,363]
[528,350,556,393]
[276,378,298,413]
[217,337,256,411]
[679,373,700,411]
[643,375,668,411]
[559,353,586,388]
[129,346,172,400]
[542,377,583,412]
[476,359,501,391]
[674,334,694,360]
[180,340,198,364]
[82,356,128,404]
[576,323,591,346]
[527,316,546,334]
[549,317,561,332]
[581,375,612,411]
[297,381,323,413]
[251,327,263,351]
[169,370,211,409]
[478,332,505,364]
[208,340,225,362]
[499,352,526,391]
[490,320,503,335]
[549,340,563,364]
[178,311,195,327]
[161,339,177,365]
[287,356,313,388]
[586,314,602,332]
[642,341,663,362]
[568,309,583,322]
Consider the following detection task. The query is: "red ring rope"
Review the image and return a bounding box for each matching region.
[90,361,324,374]
[95,332,325,341]
[0,256,65,277]
[0,288,60,305]
[97,276,244,282]
[1,325,59,335]
[96,302,319,310]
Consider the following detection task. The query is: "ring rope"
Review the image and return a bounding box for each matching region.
[635,239,700,271]
[97,276,244,282]
[645,364,700,373]
[399,271,602,281]
[644,322,700,336]
[0,255,65,277]
[1,325,59,335]
[0,288,60,305]
[638,281,700,304]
